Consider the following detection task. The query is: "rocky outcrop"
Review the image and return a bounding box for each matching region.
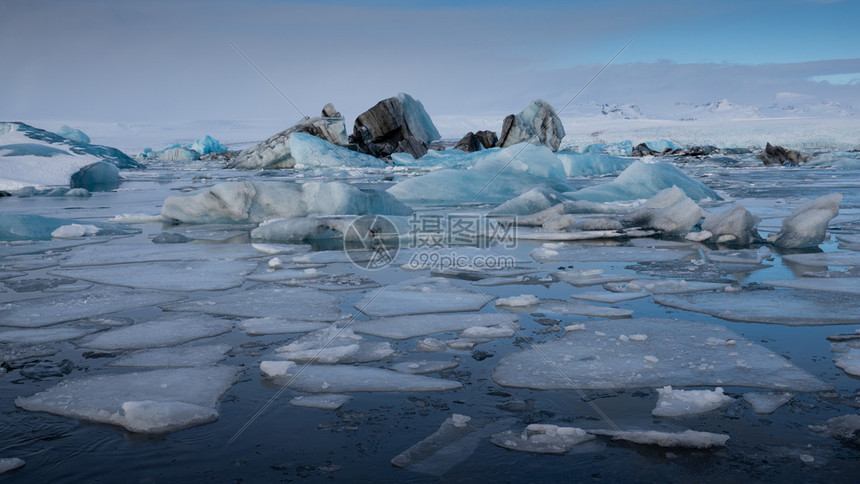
[227,104,349,169]
[497,100,565,152]
[454,132,483,152]
[351,93,440,159]
[758,143,812,165]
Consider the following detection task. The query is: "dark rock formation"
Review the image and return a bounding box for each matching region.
[632,143,719,158]
[497,99,565,152]
[227,104,348,169]
[758,143,812,165]
[632,143,660,157]
[351,93,440,159]
[454,132,483,152]
[476,130,498,149]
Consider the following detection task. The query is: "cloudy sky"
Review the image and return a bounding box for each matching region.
[2,0,858,130]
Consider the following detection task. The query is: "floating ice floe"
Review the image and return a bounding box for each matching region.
[604,279,731,295]
[553,269,636,287]
[834,349,860,376]
[743,392,794,414]
[654,289,859,326]
[495,294,540,307]
[390,360,459,375]
[534,243,697,264]
[261,363,462,393]
[353,313,516,340]
[781,252,860,267]
[161,180,411,224]
[491,424,596,455]
[492,318,830,391]
[703,247,771,265]
[570,291,649,303]
[164,286,342,321]
[768,193,841,248]
[500,298,633,318]
[50,260,257,292]
[0,214,139,242]
[354,278,492,317]
[587,429,729,449]
[0,343,59,362]
[289,394,352,410]
[391,414,514,476]
[0,326,100,344]
[274,326,396,364]
[387,143,571,205]
[810,415,860,447]
[107,344,231,367]
[60,242,261,267]
[245,268,325,283]
[696,205,762,245]
[763,277,860,296]
[283,273,381,291]
[238,317,329,336]
[0,288,182,328]
[77,314,233,351]
[652,386,734,417]
[461,325,516,339]
[15,366,239,433]
[623,187,704,235]
[568,161,721,202]
[0,458,25,475]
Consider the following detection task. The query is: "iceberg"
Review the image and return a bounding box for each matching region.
[0,122,141,169]
[387,143,572,205]
[161,180,412,224]
[569,161,721,202]
[555,152,633,178]
[55,125,90,144]
[157,146,199,161]
[697,205,762,245]
[768,193,841,248]
[488,187,568,217]
[623,186,705,235]
[492,318,830,391]
[189,135,227,155]
[497,99,565,152]
[15,366,239,434]
[652,386,734,417]
[352,92,440,158]
[290,132,387,169]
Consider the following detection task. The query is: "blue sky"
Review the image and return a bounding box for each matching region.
[1,0,858,125]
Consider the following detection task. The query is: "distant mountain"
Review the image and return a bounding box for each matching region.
[673,99,761,121]
[563,102,647,120]
[765,99,854,117]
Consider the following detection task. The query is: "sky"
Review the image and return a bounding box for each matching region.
[1,0,858,133]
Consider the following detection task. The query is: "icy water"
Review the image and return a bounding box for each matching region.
[2,154,860,482]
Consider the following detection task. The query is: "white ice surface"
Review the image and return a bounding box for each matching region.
[238,317,329,336]
[51,260,257,292]
[354,278,492,317]
[587,429,729,448]
[0,326,100,344]
[353,313,517,340]
[492,318,830,391]
[834,349,860,376]
[107,344,231,367]
[764,277,860,295]
[264,364,462,393]
[652,386,734,417]
[604,279,730,295]
[570,291,649,303]
[164,286,342,321]
[60,242,260,267]
[77,314,232,350]
[289,394,353,410]
[491,424,596,455]
[15,366,239,433]
[0,288,182,328]
[742,391,794,414]
[390,360,459,375]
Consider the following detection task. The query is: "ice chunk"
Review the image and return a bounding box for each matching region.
[289,273,381,292]
[0,326,99,344]
[60,242,260,267]
[51,260,256,292]
[0,288,182,328]
[0,213,139,242]
[0,343,59,362]
[810,415,860,446]
[238,317,329,336]
[699,205,762,245]
[15,366,239,433]
[387,143,571,205]
[264,364,461,393]
[492,318,830,391]
[107,344,231,367]
[764,277,860,296]
[623,186,704,235]
[391,415,514,475]
[416,338,447,352]
[569,161,721,202]
[655,290,859,326]
[162,181,411,224]
[274,325,396,364]
[55,125,90,144]
[555,152,633,177]
[704,247,771,264]
[554,270,636,287]
[290,132,386,169]
[491,424,595,454]
[461,325,516,339]
[781,252,860,267]
[189,135,226,155]
[504,299,633,318]
[834,349,860,376]
[354,278,491,317]
[570,291,649,303]
[497,99,565,151]
[0,458,25,474]
[77,314,232,351]
[259,360,295,378]
[390,360,459,375]
[588,429,729,448]
[157,147,199,161]
[289,394,352,410]
[108,213,164,224]
[538,244,697,264]
[604,279,730,295]
[768,193,841,248]
[495,294,539,307]
[652,386,734,417]
[488,187,568,217]
[742,392,794,414]
[70,161,120,191]
[164,286,341,321]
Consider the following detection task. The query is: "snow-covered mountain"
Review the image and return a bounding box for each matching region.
[672,99,761,121]
[562,102,647,120]
[765,99,854,117]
